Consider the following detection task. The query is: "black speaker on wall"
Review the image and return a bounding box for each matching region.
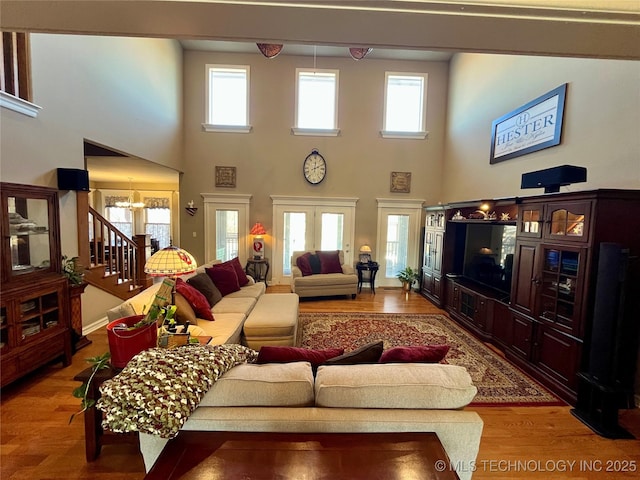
[57,168,89,191]
[521,165,586,193]
[570,242,638,439]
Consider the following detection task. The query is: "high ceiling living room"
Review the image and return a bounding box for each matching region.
[1,2,639,479]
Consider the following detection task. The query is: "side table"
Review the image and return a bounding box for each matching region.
[73,365,138,461]
[356,262,379,294]
[245,258,270,283]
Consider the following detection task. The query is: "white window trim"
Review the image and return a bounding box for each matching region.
[294,68,340,135]
[0,91,41,118]
[381,71,428,140]
[204,64,251,133]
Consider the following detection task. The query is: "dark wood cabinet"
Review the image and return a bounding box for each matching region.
[421,208,446,306]
[428,189,640,405]
[1,183,72,387]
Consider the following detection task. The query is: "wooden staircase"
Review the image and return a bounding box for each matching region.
[79,205,153,300]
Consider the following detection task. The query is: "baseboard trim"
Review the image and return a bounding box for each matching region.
[84,316,109,335]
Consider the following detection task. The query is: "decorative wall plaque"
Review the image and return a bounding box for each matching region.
[390,171,411,193]
[215,166,236,188]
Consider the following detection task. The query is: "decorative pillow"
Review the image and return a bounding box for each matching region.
[379,345,450,364]
[106,302,136,322]
[257,346,344,369]
[187,272,223,307]
[323,341,384,365]
[228,257,250,287]
[308,254,322,274]
[206,263,241,296]
[317,250,343,274]
[175,278,215,321]
[173,292,197,325]
[296,253,313,276]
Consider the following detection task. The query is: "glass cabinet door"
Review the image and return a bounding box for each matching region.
[517,204,543,238]
[1,183,60,283]
[544,201,592,242]
[537,246,585,336]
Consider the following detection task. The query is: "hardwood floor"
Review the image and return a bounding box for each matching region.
[1,286,639,479]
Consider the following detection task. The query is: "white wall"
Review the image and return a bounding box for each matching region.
[443,54,640,201]
[0,34,184,327]
[180,50,449,265]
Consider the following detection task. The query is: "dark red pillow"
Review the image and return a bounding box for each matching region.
[205,263,241,296]
[379,345,450,363]
[225,257,249,287]
[174,278,215,321]
[317,250,343,274]
[257,346,344,368]
[296,253,313,276]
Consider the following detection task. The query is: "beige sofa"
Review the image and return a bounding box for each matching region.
[139,361,484,480]
[290,250,358,299]
[107,260,298,348]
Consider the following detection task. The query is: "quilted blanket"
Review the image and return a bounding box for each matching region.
[96,344,258,438]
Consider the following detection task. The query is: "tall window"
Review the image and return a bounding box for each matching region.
[216,210,239,261]
[382,72,428,139]
[105,207,133,239]
[294,69,339,135]
[144,196,171,249]
[204,65,250,132]
[1,32,31,101]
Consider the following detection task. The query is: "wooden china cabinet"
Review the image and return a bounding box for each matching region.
[420,206,446,306]
[508,190,640,402]
[0,183,72,388]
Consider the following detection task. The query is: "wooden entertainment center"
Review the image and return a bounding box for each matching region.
[421,189,640,405]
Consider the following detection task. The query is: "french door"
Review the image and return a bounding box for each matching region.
[271,196,357,285]
[376,198,424,287]
[202,193,251,265]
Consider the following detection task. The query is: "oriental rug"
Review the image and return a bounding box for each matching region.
[298,312,563,406]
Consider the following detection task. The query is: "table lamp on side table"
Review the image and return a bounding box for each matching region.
[251,222,267,259]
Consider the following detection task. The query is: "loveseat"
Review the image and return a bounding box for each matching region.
[138,361,483,480]
[106,258,298,348]
[290,250,358,299]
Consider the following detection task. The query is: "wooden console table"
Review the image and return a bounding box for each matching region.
[145,431,460,480]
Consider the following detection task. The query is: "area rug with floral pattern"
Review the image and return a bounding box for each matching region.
[298,312,564,406]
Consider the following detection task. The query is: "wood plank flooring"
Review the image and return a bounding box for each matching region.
[1,286,639,479]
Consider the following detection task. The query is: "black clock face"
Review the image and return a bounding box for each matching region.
[303,150,327,184]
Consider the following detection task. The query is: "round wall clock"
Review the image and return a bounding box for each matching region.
[303,149,327,185]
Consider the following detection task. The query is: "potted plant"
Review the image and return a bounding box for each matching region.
[62,255,84,285]
[396,266,419,291]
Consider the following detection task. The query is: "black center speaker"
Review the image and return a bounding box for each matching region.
[57,168,89,191]
[521,165,586,193]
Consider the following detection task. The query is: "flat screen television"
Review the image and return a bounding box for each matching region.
[461,223,517,294]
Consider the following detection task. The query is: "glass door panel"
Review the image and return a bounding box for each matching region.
[283,212,308,275]
[545,201,591,242]
[384,214,410,279]
[215,210,239,261]
[319,212,344,251]
[538,246,582,331]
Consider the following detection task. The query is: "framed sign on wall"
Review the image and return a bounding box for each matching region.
[490,83,567,164]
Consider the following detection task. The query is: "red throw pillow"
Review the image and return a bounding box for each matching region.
[174,278,215,321]
[225,257,249,287]
[257,346,345,368]
[317,250,343,274]
[379,345,450,363]
[205,263,241,296]
[296,253,313,276]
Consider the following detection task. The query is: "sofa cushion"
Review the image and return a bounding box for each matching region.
[206,263,241,296]
[226,257,250,287]
[200,362,315,407]
[225,282,266,299]
[173,293,197,325]
[296,253,313,276]
[257,346,344,369]
[175,278,215,321]
[308,254,322,274]
[323,341,384,365]
[314,364,477,409]
[212,297,257,315]
[317,250,343,274]
[379,345,450,364]
[187,272,223,307]
[106,301,136,322]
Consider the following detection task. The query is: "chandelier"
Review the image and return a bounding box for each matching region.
[115,177,145,209]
